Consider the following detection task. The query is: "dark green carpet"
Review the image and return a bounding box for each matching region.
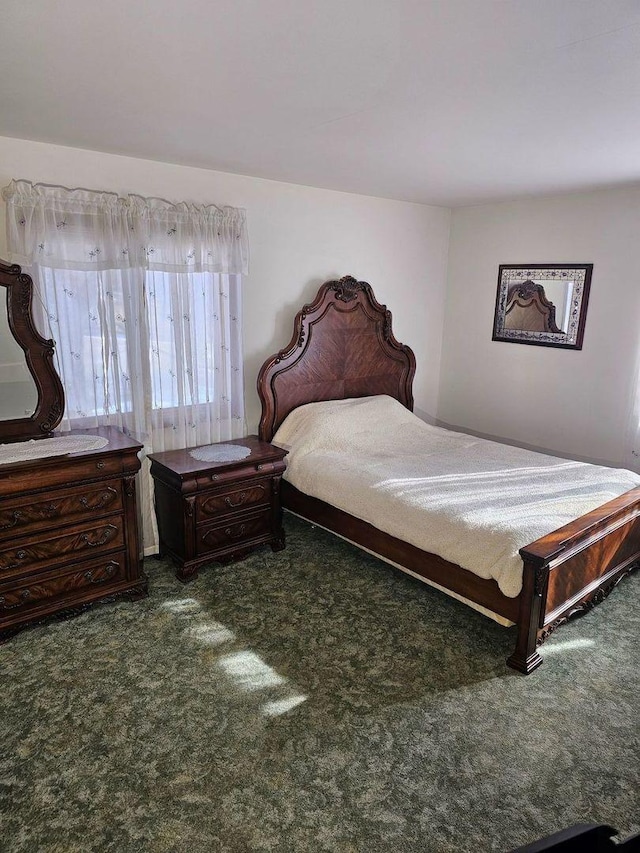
[1,514,638,852]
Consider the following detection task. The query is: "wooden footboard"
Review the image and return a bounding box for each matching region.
[507,486,640,673]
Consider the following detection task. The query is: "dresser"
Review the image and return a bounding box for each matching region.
[0,427,147,642]
[149,436,287,581]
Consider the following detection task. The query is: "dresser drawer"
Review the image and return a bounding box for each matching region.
[0,552,127,617]
[196,509,272,556]
[0,518,124,580]
[0,454,126,498]
[0,482,122,542]
[195,480,270,523]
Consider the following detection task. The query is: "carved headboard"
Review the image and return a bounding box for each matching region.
[257,276,416,442]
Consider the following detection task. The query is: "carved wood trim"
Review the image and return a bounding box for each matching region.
[124,475,136,498]
[537,561,639,646]
[0,260,65,441]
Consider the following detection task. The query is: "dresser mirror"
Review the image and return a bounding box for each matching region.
[0,302,38,418]
[0,260,65,443]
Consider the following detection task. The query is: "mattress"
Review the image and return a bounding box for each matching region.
[273,395,640,599]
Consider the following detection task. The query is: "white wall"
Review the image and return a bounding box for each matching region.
[0,136,451,432]
[439,186,640,467]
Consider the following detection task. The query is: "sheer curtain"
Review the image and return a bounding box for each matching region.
[3,180,248,552]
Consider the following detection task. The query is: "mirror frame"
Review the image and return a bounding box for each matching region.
[492,263,593,350]
[0,260,65,442]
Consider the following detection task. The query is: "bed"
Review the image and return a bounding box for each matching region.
[257,276,640,673]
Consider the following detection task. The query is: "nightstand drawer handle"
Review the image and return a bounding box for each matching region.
[224,524,246,540]
[224,492,247,508]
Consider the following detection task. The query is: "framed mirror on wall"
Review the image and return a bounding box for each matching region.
[492,264,593,350]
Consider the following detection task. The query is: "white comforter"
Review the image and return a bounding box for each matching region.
[273,395,640,598]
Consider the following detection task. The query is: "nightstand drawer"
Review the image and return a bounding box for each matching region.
[0,482,122,542]
[196,510,272,556]
[195,458,286,490]
[0,518,124,580]
[0,553,128,617]
[195,480,270,522]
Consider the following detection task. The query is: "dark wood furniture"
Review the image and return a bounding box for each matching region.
[0,262,147,642]
[510,823,640,852]
[257,275,640,673]
[0,260,65,443]
[149,436,287,582]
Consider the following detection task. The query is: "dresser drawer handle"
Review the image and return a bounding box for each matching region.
[224,524,246,540]
[224,492,247,508]
[0,589,32,610]
[0,510,24,532]
[96,461,105,470]
[79,528,117,548]
[84,563,118,584]
[78,489,118,511]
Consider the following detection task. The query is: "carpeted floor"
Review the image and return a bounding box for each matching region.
[1,514,639,853]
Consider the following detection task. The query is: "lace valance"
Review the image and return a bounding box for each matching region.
[2,179,249,274]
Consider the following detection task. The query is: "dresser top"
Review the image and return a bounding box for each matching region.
[0,426,142,472]
[148,435,287,479]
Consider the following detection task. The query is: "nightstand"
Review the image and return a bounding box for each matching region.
[148,436,287,582]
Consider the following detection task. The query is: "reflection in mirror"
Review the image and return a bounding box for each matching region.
[504,279,572,334]
[0,301,38,419]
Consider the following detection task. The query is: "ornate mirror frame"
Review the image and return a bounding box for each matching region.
[0,260,65,442]
[492,263,593,350]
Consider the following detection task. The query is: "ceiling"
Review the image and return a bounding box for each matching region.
[2,0,640,207]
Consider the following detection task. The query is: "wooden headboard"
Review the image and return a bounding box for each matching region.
[257,276,416,442]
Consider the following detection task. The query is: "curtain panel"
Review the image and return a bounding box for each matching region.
[2,179,248,553]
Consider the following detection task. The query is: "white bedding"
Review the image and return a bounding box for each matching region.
[273,395,640,600]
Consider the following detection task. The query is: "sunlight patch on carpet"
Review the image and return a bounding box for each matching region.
[160,598,202,614]
[218,650,286,692]
[186,622,236,646]
[542,637,595,655]
[261,694,308,717]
